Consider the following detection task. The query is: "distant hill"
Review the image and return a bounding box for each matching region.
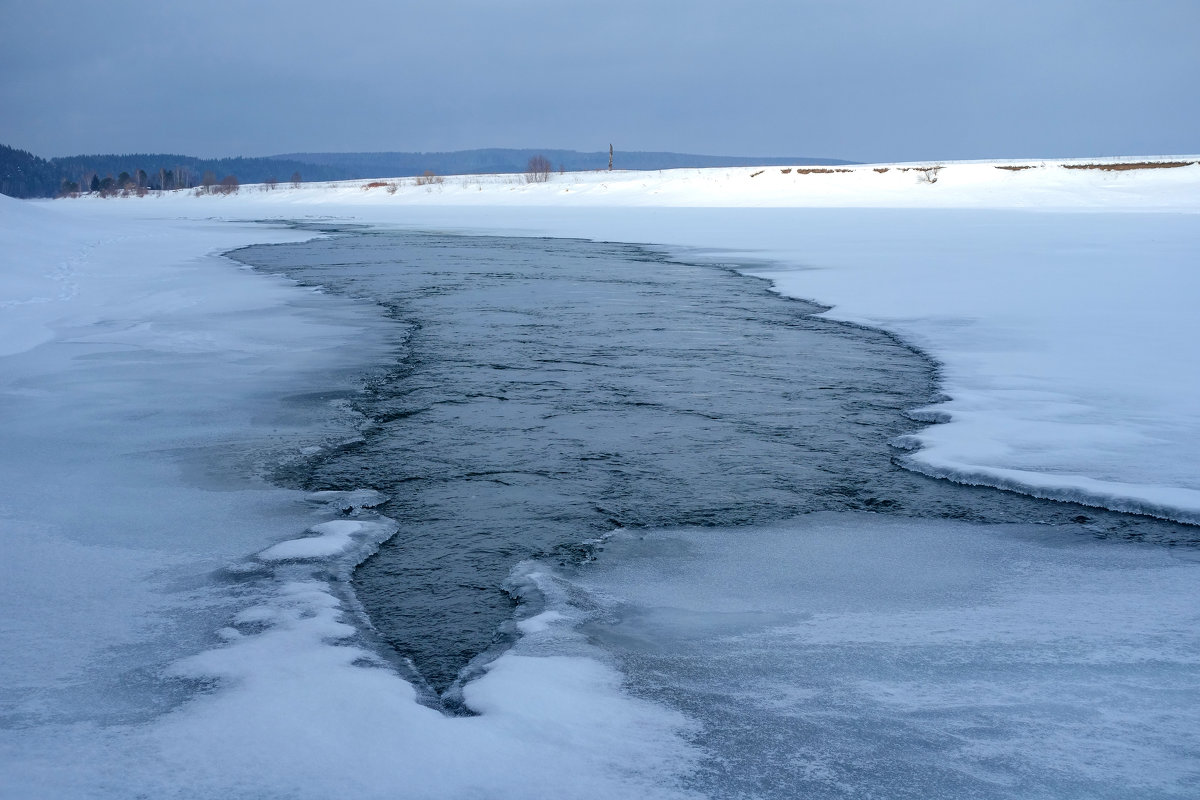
[1,144,854,198]
[271,149,856,178]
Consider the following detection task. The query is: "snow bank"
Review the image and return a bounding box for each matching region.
[257,519,397,561]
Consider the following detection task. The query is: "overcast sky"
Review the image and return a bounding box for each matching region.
[2,0,1197,162]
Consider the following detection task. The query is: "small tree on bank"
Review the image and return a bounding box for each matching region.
[526,154,551,183]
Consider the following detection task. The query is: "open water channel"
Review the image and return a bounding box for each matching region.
[230,227,1194,705]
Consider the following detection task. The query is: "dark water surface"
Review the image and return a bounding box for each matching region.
[230,229,1194,697]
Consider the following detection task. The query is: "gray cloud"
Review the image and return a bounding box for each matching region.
[2,0,1197,161]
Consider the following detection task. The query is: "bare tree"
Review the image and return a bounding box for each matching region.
[264,176,278,191]
[526,154,551,183]
[291,171,302,188]
[200,170,217,194]
[916,165,942,184]
[218,175,239,195]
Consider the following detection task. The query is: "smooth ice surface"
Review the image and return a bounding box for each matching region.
[559,514,1200,798]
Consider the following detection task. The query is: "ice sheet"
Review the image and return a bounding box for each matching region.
[561,514,1200,798]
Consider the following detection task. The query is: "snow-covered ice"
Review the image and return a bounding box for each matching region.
[2,158,1199,797]
[257,519,396,561]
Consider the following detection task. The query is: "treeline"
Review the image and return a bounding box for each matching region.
[64,167,302,197]
[2,143,856,199]
[0,145,57,198]
[0,144,336,198]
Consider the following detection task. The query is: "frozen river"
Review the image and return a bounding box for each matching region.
[233,229,1192,695]
[2,208,1198,799]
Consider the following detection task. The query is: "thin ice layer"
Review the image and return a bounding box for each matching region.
[564,513,1200,799]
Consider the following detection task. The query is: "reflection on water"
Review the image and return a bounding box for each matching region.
[231,230,1194,695]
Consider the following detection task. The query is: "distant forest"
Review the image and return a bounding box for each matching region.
[0,144,853,199]
[0,145,333,198]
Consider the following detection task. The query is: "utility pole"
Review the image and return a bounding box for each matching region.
[608,144,613,171]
